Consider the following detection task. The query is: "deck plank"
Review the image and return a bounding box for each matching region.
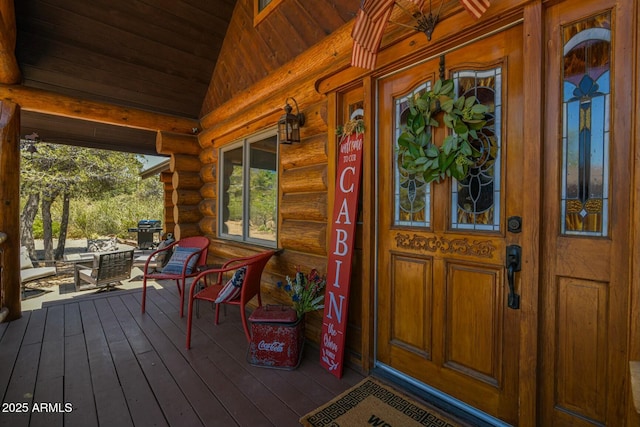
[143,289,274,426]
[93,297,169,427]
[145,287,320,426]
[63,332,99,427]
[79,300,134,427]
[2,283,367,427]
[152,281,363,410]
[63,303,83,337]
[120,292,233,427]
[0,341,41,427]
[0,312,31,401]
[30,305,65,427]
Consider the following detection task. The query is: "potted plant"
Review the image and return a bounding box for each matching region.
[278,267,326,319]
[397,78,489,183]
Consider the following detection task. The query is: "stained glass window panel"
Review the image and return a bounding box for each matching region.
[394,82,431,227]
[451,69,502,231]
[561,12,611,236]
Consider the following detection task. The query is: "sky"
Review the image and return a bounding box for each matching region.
[138,154,168,169]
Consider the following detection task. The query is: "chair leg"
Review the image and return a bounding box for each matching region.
[141,277,148,313]
[178,279,185,318]
[215,303,220,325]
[240,308,251,343]
[186,294,195,349]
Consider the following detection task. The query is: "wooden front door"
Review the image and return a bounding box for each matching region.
[376,26,524,425]
[539,0,634,425]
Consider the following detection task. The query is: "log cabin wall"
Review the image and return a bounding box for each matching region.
[159,171,175,235]
[197,0,363,359]
[156,131,203,240]
[200,0,360,116]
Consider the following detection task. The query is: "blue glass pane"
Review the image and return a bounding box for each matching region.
[561,14,611,236]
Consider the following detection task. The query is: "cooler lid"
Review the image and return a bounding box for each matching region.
[249,305,297,323]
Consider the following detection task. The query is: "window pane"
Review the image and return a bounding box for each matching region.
[394,81,432,227]
[451,69,502,231]
[221,145,244,238]
[248,135,277,242]
[258,0,271,12]
[561,12,611,236]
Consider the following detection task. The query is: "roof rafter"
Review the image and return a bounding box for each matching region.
[0,84,199,134]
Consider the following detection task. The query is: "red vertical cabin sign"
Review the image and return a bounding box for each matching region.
[320,131,363,378]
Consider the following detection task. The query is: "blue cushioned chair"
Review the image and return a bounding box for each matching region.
[141,236,209,317]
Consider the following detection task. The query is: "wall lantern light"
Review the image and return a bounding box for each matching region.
[278,97,305,144]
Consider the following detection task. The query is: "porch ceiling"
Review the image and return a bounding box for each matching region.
[7,0,237,155]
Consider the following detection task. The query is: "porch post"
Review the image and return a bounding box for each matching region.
[0,100,21,321]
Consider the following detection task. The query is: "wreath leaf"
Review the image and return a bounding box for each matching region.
[397,78,492,184]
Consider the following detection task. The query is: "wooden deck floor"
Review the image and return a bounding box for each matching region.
[0,283,364,427]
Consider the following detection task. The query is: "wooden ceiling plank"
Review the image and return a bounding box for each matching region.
[0,84,199,134]
[49,0,228,59]
[0,0,20,84]
[17,3,214,81]
[18,34,208,95]
[20,65,202,117]
[21,111,159,155]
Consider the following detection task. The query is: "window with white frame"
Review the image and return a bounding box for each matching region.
[219,129,278,246]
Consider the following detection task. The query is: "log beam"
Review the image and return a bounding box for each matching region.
[0,84,199,134]
[172,189,202,206]
[156,131,201,155]
[170,154,201,173]
[174,223,201,240]
[0,100,21,321]
[0,0,19,84]
[173,204,202,224]
[172,171,202,190]
[199,199,216,217]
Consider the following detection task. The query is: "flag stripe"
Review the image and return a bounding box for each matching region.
[362,0,395,22]
[460,0,490,19]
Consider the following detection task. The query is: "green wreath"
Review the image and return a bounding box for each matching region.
[397,78,489,183]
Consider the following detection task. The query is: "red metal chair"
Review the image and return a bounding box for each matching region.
[140,236,209,317]
[186,250,276,348]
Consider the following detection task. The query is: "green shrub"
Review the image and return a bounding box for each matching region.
[27,178,163,240]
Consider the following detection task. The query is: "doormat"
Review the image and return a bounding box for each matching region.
[300,377,462,427]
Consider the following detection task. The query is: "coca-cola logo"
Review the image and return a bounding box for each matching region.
[258,340,285,352]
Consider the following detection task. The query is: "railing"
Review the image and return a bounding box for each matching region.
[0,231,8,322]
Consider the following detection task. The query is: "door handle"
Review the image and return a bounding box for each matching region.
[506,245,521,310]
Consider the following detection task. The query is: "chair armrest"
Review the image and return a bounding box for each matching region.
[143,241,178,271]
[187,262,249,298]
[74,260,94,286]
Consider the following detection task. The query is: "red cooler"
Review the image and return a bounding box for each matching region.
[248,305,304,369]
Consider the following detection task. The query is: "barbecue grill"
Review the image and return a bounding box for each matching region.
[128,219,163,249]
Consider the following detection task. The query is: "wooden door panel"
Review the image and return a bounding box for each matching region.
[376,26,523,425]
[556,277,608,422]
[445,263,503,387]
[389,253,433,357]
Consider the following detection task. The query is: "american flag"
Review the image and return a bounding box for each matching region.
[350,0,395,70]
[351,0,491,69]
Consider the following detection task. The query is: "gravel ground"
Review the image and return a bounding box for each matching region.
[26,238,137,290]
[22,238,157,310]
